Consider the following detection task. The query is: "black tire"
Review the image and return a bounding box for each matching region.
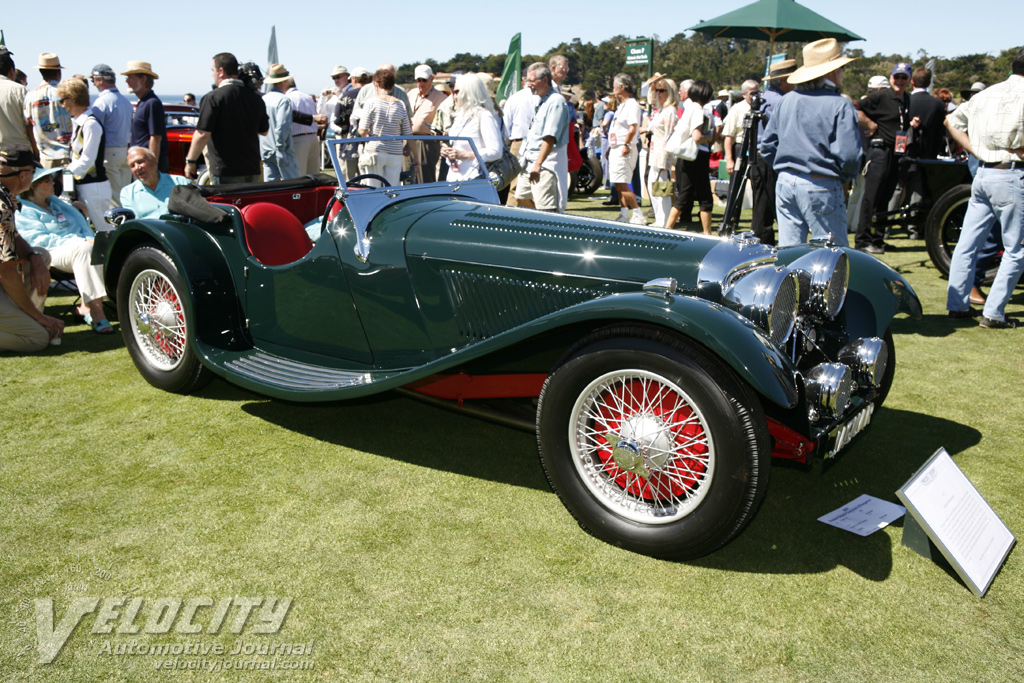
[925,183,998,284]
[875,328,896,408]
[536,326,770,560]
[116,245,213,394]
[572,156,603,195]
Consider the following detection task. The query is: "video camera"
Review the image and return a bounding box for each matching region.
[238,62,264,91]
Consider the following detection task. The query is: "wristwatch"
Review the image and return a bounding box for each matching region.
[185,159,199,165]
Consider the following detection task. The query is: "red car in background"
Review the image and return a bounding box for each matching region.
[163,103,200,176]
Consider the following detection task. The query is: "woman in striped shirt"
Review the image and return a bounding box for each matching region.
[357,69,412,187]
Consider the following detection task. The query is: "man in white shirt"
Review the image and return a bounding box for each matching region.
[502,77,534,206]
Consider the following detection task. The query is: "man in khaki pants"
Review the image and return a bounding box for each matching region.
[0,143,64,351]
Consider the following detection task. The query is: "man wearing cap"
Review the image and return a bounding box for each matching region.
[0,143,64,351]
[0,47,34,151]
[23,54,72,169]
[407,65,447,184]
[123,61,169,173]
[846,75,890,235]
[748,59,795,246]
[854,62,921,254]
[184,53,270,185]
[90,63,133,203]
[944,49,1024,329]
[319,66,349,124]
[502,75,534,206]
[760,38,862,247]
[261,64,301,181]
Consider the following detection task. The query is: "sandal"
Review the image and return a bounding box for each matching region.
[92,318,115,335]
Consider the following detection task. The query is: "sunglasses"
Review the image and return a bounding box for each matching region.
[0,168,33,178]
[416,78,429,82]
[892,74,909,80]
[654,89,667,93]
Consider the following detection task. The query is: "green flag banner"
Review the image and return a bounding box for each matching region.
[496,33,521,104]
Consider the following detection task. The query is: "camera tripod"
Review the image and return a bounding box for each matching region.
[718,94,765,236]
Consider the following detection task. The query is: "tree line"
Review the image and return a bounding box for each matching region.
[396,33,1022,101]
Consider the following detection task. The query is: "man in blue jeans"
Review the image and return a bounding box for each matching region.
[944,48,1024,329]
[760,39,862,247]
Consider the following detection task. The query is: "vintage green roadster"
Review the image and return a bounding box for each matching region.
[101,136,921,560]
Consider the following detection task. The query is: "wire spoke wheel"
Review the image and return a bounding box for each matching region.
[537,327,770,560]
[571,370,714,524]
[129,269,187,371]
[116,246,212,394]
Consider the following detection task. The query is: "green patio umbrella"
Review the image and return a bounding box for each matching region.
[688,0,863,55]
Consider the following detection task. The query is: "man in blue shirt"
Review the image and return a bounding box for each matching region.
[90,64,133,205]
[120,146,189,219]
[760,39,862,247]
[122,61,168,173]
[514,62,569,212]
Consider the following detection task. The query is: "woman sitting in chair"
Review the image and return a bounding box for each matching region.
[15,166,114,334]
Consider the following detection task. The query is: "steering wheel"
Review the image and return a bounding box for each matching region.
[346,173,391,189]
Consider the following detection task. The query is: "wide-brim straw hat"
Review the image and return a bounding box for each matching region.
[37,53,63,70]
[764,59,797,81]
[264,63,291,84]
[121,61,159,79]
[788,39,857,84]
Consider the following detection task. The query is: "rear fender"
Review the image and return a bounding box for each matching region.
[104,219,250,351]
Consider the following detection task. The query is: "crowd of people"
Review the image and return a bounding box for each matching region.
[2,38,1023,355]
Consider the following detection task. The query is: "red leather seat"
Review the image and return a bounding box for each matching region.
[240,202,313,266]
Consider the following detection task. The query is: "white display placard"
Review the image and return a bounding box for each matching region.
[897,448,1016,597]
[818,494,905,536]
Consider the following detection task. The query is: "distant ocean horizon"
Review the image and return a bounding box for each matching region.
[88,93,200,106]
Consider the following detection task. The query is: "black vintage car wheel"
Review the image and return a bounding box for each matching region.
[117,246,212,394]
[536,328,770,560]
[925,183,998,284]
[572,156,603,195]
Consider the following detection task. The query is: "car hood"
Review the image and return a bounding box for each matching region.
[395,197,725,293]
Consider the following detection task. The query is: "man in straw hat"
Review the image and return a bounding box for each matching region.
[760,38,862,247]
[122,61,168,173]
[260,64,300,181]
[854,61,920,253]
[747,58,795,246]
[24,53,72,169]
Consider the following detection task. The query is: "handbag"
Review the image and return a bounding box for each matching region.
[357,144,377,169]
[664,110,700,162]
[486,148,522,190]
[651,178,674,197]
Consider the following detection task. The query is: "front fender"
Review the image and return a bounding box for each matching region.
[777,245,922,338]
[104,219,250,351]
[537,291,799,408]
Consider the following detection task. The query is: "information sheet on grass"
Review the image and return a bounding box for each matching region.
[897,448,1016,597]
[818,494,906,536]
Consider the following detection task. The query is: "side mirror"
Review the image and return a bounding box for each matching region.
[104,207,136,228]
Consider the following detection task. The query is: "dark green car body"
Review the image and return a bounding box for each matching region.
[102,136,921,559]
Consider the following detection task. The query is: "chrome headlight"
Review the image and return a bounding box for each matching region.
[787,249,848,319]
[838,337,888,388]
[804,363,853,420]
[722,267,799,346]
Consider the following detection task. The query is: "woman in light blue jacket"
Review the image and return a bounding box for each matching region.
[16,167,114,333]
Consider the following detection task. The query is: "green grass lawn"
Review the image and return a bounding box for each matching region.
[2,193,1023,682]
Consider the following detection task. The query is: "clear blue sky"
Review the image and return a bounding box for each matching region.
[2,1,1019,97]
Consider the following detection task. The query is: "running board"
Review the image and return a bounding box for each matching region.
[224,351,378,391]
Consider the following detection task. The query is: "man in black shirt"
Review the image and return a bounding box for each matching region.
[897,67,949,237]
[184,53,269,184]
[854,62,920,253]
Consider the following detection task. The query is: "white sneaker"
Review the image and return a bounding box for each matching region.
[615,214,630,222]
[629,213,648,225]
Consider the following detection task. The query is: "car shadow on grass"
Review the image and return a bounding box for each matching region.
[692,407,981,578]
[241,392,549,492]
